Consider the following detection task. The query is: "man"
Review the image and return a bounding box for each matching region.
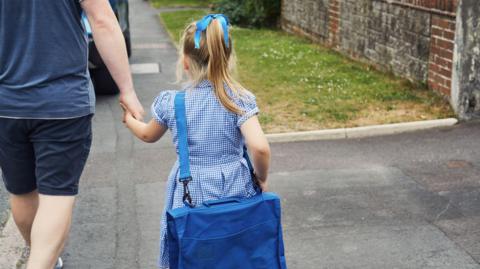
[0,0,144,268]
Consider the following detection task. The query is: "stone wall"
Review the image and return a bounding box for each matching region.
[281,0,458,94]
[281,0,330,42]
[451,0,480,119]
[339,0,432,82]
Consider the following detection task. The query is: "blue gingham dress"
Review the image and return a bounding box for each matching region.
[152,80,259,269]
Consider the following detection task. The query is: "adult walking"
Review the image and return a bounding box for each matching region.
[0,0,144,268]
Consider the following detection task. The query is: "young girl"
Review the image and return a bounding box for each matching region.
[122,14,271,268]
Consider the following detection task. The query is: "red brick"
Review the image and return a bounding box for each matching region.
[429,75,450,92]
[441,49,453,60]
[446,79,452,88]
[328,10,340,16]
[452,0,459,10]
[443,30,455,40]
[436,38,454,51]
[430,72,448,85]
[428,80,443,92]
[429,63,440,73]
[431,27,443,37]
[438,66,452,78]
[435,47,453,59]
[428,81,437,90]
[430,45,442,56]
[432,16,454,30]
[434,56,453,69]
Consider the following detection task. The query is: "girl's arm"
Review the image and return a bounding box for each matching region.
[240,116,271,191]
[123,108,167,143]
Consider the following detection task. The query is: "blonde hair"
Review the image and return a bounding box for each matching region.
[177,18,246,114]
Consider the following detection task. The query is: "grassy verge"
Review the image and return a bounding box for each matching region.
[151,0,213,8]
[160,10,453,133]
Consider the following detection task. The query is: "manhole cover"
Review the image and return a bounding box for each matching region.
[446,160,473,169]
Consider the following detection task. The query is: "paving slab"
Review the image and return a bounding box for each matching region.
[136,182,165,269]
[436,217,480,263]
[0,214,25,269]
[285,224,480,269]
[0,179,9,231]
[269,168,462,230]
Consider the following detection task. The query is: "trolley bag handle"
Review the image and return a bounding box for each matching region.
[174,91,259,208]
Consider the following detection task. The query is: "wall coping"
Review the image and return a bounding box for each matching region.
[380,0,457,17]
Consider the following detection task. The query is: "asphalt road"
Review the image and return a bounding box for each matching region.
[0,0,479,268]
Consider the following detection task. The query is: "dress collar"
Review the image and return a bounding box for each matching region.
[195,80,212,89]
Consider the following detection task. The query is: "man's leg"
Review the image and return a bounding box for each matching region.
[0,118,38,246]
[25,115,92,269]
[26,195,75,269]
[10,190,39,246]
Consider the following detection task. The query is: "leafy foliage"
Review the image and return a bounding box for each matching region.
[214,0,280,28]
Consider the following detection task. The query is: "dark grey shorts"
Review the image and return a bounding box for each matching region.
[0,115,92,196]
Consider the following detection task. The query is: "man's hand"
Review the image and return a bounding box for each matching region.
[119,91,144,121]
[81,0,142,116]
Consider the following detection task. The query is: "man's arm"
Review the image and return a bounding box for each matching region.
[80,0,144,119]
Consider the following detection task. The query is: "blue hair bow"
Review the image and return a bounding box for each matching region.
[194,14,230,49]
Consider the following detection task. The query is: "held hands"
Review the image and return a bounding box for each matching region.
[119,90,144,121]
[120,103,134,125]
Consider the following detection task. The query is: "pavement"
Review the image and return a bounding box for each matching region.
[1,0,479,268]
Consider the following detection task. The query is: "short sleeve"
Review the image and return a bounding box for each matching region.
[151,90,175,127]
[236,91,259,127]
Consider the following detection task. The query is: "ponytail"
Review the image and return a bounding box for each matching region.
[206,20,242,114]
[178,15,246,115]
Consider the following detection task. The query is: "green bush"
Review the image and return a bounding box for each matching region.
[214,0,280,28]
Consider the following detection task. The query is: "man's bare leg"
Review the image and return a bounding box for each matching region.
[26,195,75,269]
[10,190,39,246]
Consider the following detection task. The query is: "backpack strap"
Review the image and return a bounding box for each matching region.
[174,91,194,207]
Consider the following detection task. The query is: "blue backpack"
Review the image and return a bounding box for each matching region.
[167,91,287,269]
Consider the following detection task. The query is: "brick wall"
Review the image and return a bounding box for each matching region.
[428,15,456,95]
[328,0,340,45]
[281,0,458,96]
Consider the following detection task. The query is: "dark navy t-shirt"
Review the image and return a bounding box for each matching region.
[0,0,95,119]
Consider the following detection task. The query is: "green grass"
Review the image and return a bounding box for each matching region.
[160,10,453,133]
[151,0,213,8]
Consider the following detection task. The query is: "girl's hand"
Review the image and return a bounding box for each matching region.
[119,102,168,143]
[120,103,133,124]
[254,173,268,192]
[257,180,268,192]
